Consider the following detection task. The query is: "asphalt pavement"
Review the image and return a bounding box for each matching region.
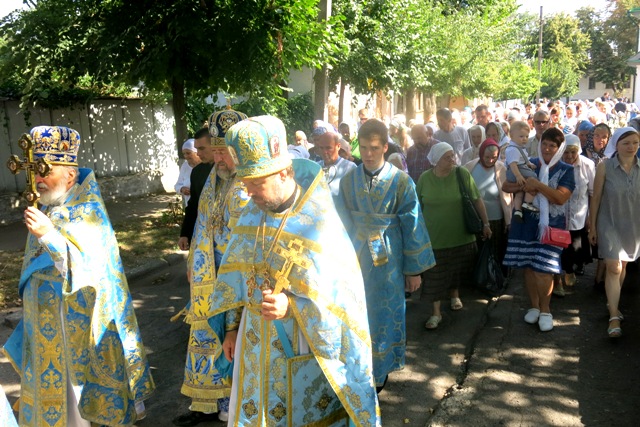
[1,193,640,426]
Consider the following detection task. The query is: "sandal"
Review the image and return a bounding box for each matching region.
[424,315,442,330]
[450,297,463,311]
[608,316,622,338]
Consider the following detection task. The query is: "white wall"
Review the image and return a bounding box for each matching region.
[571,77,633,101]
[0,99,178,193]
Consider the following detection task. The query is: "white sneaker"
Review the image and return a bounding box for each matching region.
[218,410,229,422]
[538,313,553,332]
[524,308,540,324]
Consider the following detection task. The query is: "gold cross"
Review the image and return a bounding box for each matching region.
[6,133,52,206]
[271,238,311,294]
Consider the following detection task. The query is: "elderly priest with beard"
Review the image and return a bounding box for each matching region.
[3,126,154,427]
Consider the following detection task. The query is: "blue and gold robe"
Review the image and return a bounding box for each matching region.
[212,159,381,427]
[339,162,435,386]
[181,167,249,412]
[3,168,154,427]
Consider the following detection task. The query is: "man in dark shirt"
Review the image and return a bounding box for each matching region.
[178,127,215,250]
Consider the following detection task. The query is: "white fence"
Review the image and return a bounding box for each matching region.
[0,99,179,194]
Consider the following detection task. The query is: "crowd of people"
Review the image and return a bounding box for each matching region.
[3,93,639,426]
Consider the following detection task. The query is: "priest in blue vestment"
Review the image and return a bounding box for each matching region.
[212,115,381,426]
[174,107,250,427]
[3,126,154,427]
[338,118,436,391]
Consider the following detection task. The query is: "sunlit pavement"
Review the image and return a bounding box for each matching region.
[2,253,639,426]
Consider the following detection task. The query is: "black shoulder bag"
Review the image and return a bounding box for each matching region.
[456,167,483,234]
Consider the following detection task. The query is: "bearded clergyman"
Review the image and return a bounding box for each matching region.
[3,126,154,427]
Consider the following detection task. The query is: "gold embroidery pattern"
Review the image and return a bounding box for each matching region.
[316,393,335,412]
[242,399,258,418]
[269,402,287,422]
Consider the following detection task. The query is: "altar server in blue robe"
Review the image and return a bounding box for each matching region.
[338,118,436,392]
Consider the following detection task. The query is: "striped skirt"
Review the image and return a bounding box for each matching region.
[421,242,477,302]
[503,211,563,274]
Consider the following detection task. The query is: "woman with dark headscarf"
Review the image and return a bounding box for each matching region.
[583,123,611,166]
[464,138,512,265]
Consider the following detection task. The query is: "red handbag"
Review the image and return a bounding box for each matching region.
[540,227,571,248]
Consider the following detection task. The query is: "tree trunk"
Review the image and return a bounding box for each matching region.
[313,0,331,122]
[405,87,415,123]
[437,95,451,109]
[171,76,188,153]
[423,92,437,123]
[338,79,346,124]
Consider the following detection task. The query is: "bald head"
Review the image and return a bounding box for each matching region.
[411,124,429,147]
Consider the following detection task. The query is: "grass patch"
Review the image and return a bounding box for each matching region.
[0,251,23,309]
[0,202,184,309]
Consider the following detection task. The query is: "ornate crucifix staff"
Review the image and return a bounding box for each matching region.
[6,133,52,207]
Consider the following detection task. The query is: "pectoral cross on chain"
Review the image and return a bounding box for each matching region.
[6,133,51,206]
[271,238,311,294]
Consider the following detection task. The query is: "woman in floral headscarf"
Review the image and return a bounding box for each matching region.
[583,123,611,166]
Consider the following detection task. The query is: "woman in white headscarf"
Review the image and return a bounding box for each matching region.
[558,134,595,293]
[461,125,486,165]
[502,128,575,332]
[589,127,640,338]
[416,142,492,330]
[174,138,201,207]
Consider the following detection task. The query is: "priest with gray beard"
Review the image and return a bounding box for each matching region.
[4,126,154,427]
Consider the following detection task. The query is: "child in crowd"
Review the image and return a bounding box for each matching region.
[505,121,538,221]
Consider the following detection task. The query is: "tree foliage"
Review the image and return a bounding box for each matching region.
[522,12,591,99]
[577,1,640,97]
[330,0,532,102]
[0,0,344,143]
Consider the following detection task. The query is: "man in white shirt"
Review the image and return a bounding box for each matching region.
[174,138,201,206]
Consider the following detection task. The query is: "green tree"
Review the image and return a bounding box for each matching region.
[331,0,521,113]
[0,0,344,145]
[523,12,590,99]
[577,1,639,97]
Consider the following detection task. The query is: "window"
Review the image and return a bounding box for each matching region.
[588,77,596,90]
[625,78,631,89]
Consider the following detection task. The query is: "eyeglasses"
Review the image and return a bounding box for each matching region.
[534,120,549,125]
[359,117,367,122]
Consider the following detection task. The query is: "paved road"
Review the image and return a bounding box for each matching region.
[1,258,639,426]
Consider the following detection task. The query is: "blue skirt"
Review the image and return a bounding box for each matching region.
[503,210,563,274]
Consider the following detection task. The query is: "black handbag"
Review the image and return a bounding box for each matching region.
[456,167,483,234]
[474,239,507,297]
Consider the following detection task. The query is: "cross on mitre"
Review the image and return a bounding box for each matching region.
[6,133,52,206]
[272,238,311,294]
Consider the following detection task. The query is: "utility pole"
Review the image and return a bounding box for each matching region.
[314,0,331,122]
[537,6,543,103]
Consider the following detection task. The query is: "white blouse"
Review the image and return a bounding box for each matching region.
[567,156,595,230]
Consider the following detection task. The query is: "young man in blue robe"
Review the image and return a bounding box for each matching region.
[4,126,154,427]
[338,118,436,392]
[213,115,381,426]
